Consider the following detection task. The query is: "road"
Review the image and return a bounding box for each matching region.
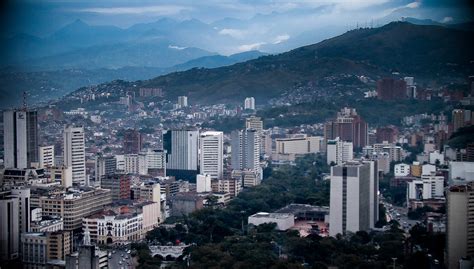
[107,249,135,269]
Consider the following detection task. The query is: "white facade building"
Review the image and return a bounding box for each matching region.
[248,212,294,231]
[244,97,255,110]
[407,173,444,201]
[326,137,353,165]
[39,145,55,168]
[63,125,86,185]
[199,131,223,179]
[196,174,212,193]
[394,163,411,177]
[329,161,378,236]
[124,154,139,174]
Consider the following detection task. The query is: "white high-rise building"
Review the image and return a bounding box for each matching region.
[326,137,353,165]
[196,174,212,193]
[244,97,255,110]
[329,161,378,236]
[178,96,188,107]
[3,110,38,169]
[199,131,223,179]
[407,173,444,201]
[39,145,55,168]
[63,125,86,185]
[394,163,410,177]
[124,154,139,174]
[231,129,260,173]
[11,187,31,236]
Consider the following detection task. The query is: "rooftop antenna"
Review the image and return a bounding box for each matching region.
[22,91,28,111]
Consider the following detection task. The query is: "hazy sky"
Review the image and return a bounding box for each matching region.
[1,0,472,37]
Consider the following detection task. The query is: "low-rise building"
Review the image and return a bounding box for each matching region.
[248,212,295,231]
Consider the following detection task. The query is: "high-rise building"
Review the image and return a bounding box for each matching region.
[163,129,199,181]
[244,97,255,110]
[144,149,167,176]
[324,108,368,149]
[452,109,466,132]
[39,145,55,168]
[0,190,19,261]
[326,137,353,165]
[63,125,86,185]
[199,131,223,179]
[94,154,116,182]
[178,96,188,107]
[376,78,407,100]
[11,186,31,236]
[231,129,260,173]
[3,109,38,169]
[446,183,474,269]
[329,161,378,236]
[123,129,142,154]
[245,116,263,134]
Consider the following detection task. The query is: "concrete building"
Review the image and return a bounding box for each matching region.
[452,109,466,132]
[199,131,223,179]
[275,136,323,155]
[446,183,474,269]
[94,154,116,182]
[449,161,474,185]
[329,161,378,236]
[244,97,255,110]
[326,137,353,165]
[48,166,73,188]
[66,245,108,269]
[123,129,142,154]
[3,109,39,169]
[394,163,411,177]
[231,129,261,177]
[178,96,188,108]
[144,149,167,176]
[63,125,86,185]
[212,178,242,198]
[170,193,204,216]
[39,145,55,168]
[196,174,212,193]
[377,78,407,100]
[407,173,444,201]
[124,154,139,174]
[231,169,261,188]
[21,231,72,266]
[248,212,295,231]
[100,174,131,201]
[32,187,112,231]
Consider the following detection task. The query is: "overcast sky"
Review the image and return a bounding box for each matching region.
[0,0,472,38]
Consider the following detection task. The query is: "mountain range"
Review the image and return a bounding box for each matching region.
[134,22,474,104]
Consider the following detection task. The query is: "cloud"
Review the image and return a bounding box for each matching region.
[238,42,266,52]
[441,16,453,23]
[218,28,247,39]
[406,1,421,9]
[273,34,290,44]
[76,5,189,15]
[168,45,187,50]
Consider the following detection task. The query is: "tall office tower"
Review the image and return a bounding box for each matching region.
[446,183,474,269]
[94,154,116,182]
[199,131,223,179]
[326,137,353,165]
[329,161,377,236]
[452,109,465,132]
[244,97,255,110]
[245,116,263,155]
[0,190,20,261]
[11,186,31,236]
[376,78,407,100]
[3,109,38,169]
[163,129,199,181]
[178,96,188,107]
[63,125,86,185]
[231,129,260,172]
[39,145,55,168]
[123,129,142,154]
[324,108,368,149]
